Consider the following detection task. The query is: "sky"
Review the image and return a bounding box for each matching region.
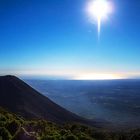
[0,0,140,79]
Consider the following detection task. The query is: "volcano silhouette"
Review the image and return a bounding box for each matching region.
[0,75,100,126]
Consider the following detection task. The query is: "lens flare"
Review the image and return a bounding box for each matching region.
[86,0,113,36]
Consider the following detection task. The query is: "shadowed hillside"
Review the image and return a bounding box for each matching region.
[0,107,140,140]
[0,75,101,126]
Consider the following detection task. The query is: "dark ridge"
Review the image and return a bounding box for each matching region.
[0,75,103,127]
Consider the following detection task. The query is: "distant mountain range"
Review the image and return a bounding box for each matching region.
[0,75,101,127]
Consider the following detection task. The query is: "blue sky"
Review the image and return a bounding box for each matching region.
[0,0,140,79]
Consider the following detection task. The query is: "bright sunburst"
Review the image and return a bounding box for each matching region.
[87,0,113,36]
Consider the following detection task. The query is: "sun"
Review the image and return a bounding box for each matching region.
[86,0,113,35]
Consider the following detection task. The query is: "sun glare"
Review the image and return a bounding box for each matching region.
[74,73,122,80]
[87,0,113,35]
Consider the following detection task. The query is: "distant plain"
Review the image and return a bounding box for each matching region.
[25,79,140,129]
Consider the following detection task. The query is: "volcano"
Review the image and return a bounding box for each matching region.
[0,75,100,126]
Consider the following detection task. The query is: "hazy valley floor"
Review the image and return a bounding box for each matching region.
[25,79,140,129]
